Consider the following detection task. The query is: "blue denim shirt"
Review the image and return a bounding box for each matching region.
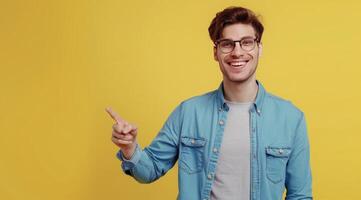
[117,80,312,200]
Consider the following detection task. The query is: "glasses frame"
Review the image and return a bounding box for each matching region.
[214,37,260,54]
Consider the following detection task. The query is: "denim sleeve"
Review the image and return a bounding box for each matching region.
[116,103,183,183]
[285,112,313,200]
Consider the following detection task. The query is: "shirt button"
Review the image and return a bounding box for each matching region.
[279,149,284,154]
[213,148,218,153]
[191,139,195,144]
[219,120,224,125]
[257,109,261,114]
[207,173,213,180]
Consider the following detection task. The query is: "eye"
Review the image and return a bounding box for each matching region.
[241,39,254,46]
[219,40,234,48]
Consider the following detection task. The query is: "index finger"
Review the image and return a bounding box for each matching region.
[105,107,124,124]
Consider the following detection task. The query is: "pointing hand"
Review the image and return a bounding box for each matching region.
[106,107,138,159]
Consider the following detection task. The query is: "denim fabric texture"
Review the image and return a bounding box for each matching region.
[117,80,312,200]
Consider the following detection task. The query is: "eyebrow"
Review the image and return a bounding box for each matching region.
[220,36,256,41]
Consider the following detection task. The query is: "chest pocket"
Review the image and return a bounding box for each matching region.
[265,147,291,184]
[179,136,206,174]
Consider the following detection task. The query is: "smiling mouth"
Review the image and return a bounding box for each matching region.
[228,60,249,67]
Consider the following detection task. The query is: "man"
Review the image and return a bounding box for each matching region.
[106,6,312,200]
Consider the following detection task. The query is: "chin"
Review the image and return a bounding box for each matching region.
[227,73,255,83]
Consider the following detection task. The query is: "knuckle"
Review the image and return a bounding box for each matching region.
[114,126,122,133]
[112,125,118,131]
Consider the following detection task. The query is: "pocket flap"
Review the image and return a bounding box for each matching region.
[181,136,206,147]
[266,147,291,158]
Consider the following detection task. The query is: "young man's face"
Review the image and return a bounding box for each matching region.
[214,23,262,84]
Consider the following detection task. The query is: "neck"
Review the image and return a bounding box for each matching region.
[223,78,258,103]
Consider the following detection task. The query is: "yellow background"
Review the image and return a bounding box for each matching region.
[1,0,360,199]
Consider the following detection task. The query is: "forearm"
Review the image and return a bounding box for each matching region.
[117,143,177,184]
[117,144,155,183]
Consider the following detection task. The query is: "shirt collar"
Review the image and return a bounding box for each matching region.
[216,80,266,114]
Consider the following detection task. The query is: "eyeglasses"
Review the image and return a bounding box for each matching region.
[215,37,259,53]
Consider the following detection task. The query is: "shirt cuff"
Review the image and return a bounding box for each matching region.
[116,143,142,171]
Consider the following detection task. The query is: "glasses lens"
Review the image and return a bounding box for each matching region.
[241,38,256,51]
[218,40,234,53]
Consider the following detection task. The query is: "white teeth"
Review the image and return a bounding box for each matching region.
[230,61,247,66]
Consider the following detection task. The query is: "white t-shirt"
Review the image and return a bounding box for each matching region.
[211,100,253,200]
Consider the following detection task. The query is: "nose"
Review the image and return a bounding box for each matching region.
[230,42,244,57]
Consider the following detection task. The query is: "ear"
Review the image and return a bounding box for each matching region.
[213,46,219,61]
[258,42,263,57]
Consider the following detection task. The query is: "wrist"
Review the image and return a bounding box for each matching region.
[121,143,137,160]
